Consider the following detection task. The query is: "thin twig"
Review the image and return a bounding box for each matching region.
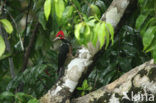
[23,0,32,45]
[21,22,39,72]
[70,0,83,22]
[4,9,24,50]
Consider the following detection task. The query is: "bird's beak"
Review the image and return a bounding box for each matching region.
[53,37,60,42]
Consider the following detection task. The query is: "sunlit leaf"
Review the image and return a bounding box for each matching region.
[55,0,65,21]
[106,23,114,45]
[0,19,13,34]
[44,0,51,20]
[84,24,90,41]
[92,22,100,46]
[0,35,6,57]
[87,19,96,26]
[75,22,83,40]
[143,26,156,50]
[105,27,109,49]
[99,22,106,48]
[82,79,88,89]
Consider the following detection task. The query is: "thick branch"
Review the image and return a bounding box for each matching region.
[72,60,156,103]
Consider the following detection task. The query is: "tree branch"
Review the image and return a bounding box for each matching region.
[21,22,39,72]
[72,60,156,103]
[39,0,135,103]
[0,0,15,78]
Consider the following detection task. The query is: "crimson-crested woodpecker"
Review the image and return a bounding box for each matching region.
[54,30,72,78]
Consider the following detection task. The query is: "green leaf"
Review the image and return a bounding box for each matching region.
[0,91,14,98]
[95,0,107,13]
[75,22,83,41]
[99,22,106,48]
[92,22,100,46]
[77,87,83,90]
[39,11,47,30]
[0,19,13,34]
[143,26,156,50]
[28,98,39,103]
[145,37,156,52]
[135,14,148,30]
[84,24,90,40]
[87,19,96,27]
[140,17,156,36]
[15,92,26,97]
[88,4,101,18]
[62,6,73,23]
[82,79,88,89]
[0,35,6,57]
[106,23,114,45]
[44,0,51,21]
[0,52,11,60]
[87,86,92,91]
[55,0,65,21]
[72,0,81,11]
[63,6,73,18]
[105,27,109,49]
[81,91,85,96]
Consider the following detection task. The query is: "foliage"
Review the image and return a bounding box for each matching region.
[0,19,13,57]
[0,35,6,57]
[7,64,56,98]
[77,79,92,96]
[136,0,156,62]
[89,25,151,89]
[44,0,51,20]
[0,0,154,102]
[0,19,13,34]
[0,91,39,103]
[74,17,114,48]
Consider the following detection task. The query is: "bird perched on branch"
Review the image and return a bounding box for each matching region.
[53,30,72,78]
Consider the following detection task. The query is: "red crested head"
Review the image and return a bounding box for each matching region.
[56,30,64,39]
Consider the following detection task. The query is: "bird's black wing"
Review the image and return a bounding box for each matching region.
[57,43,69,74]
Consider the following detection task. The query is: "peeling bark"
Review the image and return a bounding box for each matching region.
[72,60,156,103]
[40,0,136,103]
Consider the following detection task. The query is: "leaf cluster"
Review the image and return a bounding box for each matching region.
[136,0,156,62]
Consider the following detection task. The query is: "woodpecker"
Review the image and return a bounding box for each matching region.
[54,30,72,78]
